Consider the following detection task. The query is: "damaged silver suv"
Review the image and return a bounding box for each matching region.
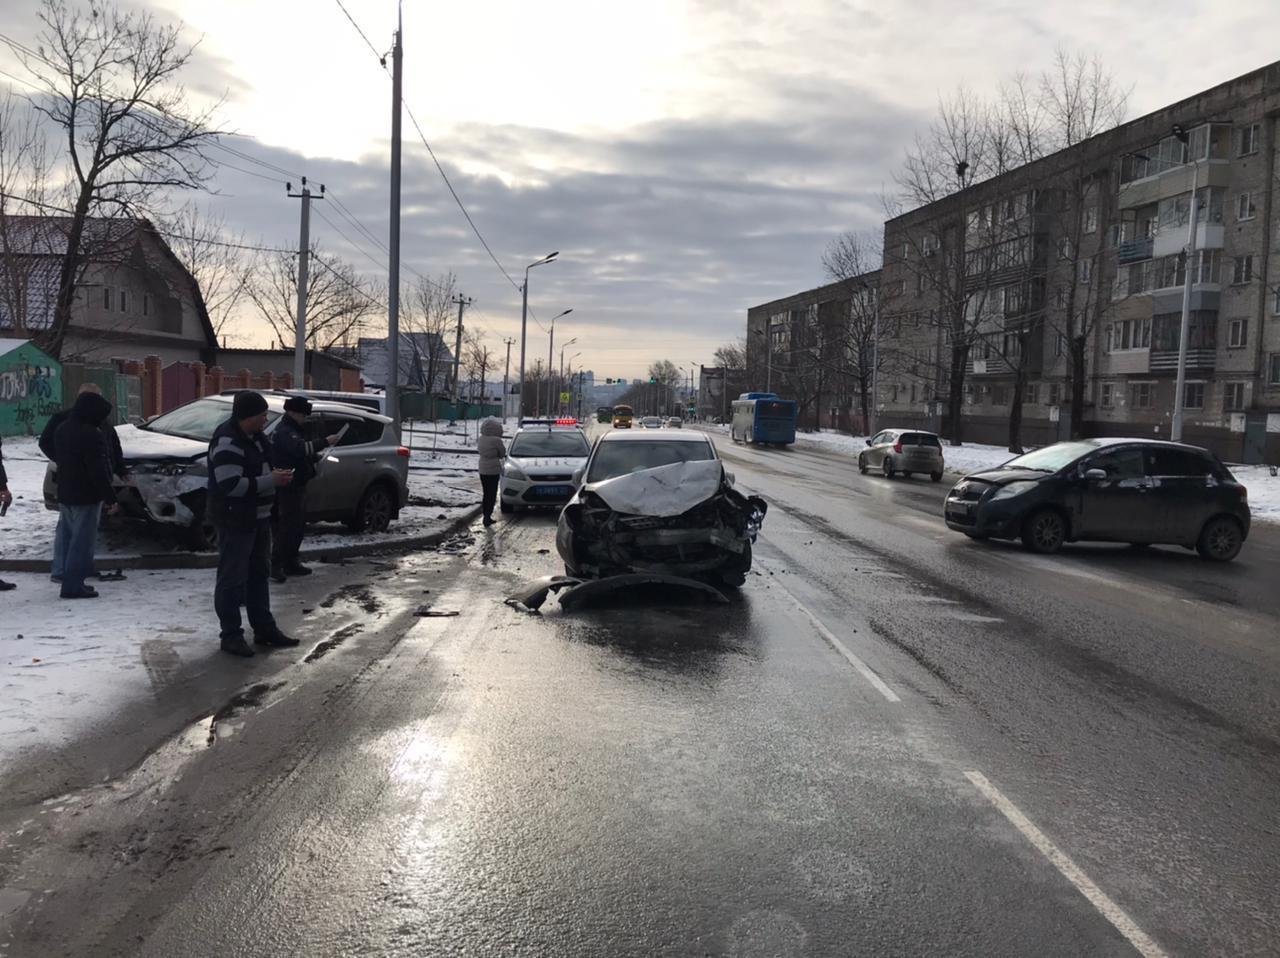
[555,430,767,587]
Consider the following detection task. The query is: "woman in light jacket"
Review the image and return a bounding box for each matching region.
[476,418,506,526]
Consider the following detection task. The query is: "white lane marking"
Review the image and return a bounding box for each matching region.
[963,770,1170,958]
[785,591,901,703]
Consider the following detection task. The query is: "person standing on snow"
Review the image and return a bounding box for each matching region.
[52,391,121,599]
[269,396,338,582]
[208,391,296,657]
[40,382,125,584]
[0,436,14,591]
[476,418,506,526]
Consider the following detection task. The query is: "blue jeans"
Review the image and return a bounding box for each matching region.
[214,522,277,641]
[58,503,102,595]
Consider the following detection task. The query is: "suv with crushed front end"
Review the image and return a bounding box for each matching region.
[45,394,410,549]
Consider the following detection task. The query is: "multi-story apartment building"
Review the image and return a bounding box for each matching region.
[872,61,1280,463]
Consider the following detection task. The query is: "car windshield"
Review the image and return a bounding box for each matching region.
[588,439,715,481]
[1002,441,1100,473]
[510,431,589,458]
[144,399,278,442]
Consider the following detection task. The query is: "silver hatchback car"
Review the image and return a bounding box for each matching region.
[858,428,945,481]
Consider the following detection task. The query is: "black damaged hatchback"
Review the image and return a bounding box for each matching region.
[944,438,1251,561]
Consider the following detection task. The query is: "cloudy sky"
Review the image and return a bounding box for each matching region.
[3,0,1278,381]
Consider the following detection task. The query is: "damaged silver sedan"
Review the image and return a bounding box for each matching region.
[555,430,767,587]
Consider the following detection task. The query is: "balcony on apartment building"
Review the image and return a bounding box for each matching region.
[1117,123,1233,209]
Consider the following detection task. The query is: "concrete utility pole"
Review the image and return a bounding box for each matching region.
[450,294,472,401]
[501,336,516,422]
[1171,124,1199,443]
[385,15,404,435]
[287,177,324,385]
[518,252,558,425]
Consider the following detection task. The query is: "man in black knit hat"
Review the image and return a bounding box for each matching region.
[207,391,297,657]
[269,395,338,582]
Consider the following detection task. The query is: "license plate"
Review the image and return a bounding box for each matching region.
[533,485,571,497]
[947,501,970,516]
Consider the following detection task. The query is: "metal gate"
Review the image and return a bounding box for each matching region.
[1243,411,1267,465]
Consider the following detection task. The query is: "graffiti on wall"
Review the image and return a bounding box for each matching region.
[0,358,63,434]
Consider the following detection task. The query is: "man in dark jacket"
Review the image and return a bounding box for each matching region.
[0,437,14,591]
[208,391,296,657]
[41,382,125,583]
[269,396,338,581]
[52,391,121,599]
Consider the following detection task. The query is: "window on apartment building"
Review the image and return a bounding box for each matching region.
[909,383,917,403]
[888,384,899,402]
[1130,382,1153,409]
[1237,192,1257,221]
[964,383,975,405]
[1237,123,1260,157]
[142,294,151,317]
[1183,382,1206,410]
[1224,381,1247,410]
[1274,287,1280,315]
[1054,286,1066,308]
[916,271,927,295]
[1106,319,1151,352]
[102,286,112,310]
[1229,318,1249,347]
[1002,332,1022,360]
[1078,258,1093,284]
[1084,208,1098,234]
[992,385,1008,406]
[1269,353,1280,385]
[1100,383,1115,408]
[1048,383,1062,406]
[1057,238,1073,261]
[1232,255,1253,284]
[1024,382,1038,404]
[119,289,128,313]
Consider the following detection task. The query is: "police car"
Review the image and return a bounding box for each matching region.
[499,419,592,513]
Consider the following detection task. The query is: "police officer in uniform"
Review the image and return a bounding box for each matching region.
[270,396,338,582]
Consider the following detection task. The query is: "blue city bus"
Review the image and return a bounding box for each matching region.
[730,392,798,445]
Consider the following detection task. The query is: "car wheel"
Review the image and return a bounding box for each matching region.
[1021,508,1066,554]
[719,540,751,588]
[500,501,514,514]
[881,457,895,479]
[1196,516,1243,562]
[349,482,395,533]
[857,454,868,475]
[930,471,943,482]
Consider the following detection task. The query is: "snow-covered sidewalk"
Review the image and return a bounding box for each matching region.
[0,436,482,564]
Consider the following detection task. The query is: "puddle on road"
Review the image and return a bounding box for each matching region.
[319,582,383,615]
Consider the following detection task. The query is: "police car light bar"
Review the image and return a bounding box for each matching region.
[555,418,578,425]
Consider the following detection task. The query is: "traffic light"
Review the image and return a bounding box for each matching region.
[606,377,613,384]
[648,377,656,384]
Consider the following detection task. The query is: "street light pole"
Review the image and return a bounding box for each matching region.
[558,339,578,414]
[544,309,572,416]
[518,252,558,425]
[1171,124,1200,443]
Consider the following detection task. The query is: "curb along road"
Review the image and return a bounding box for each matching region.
[0,506,484,573]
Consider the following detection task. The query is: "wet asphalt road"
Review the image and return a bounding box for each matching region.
[1,428,1277,957]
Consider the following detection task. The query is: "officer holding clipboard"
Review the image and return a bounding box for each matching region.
[270,397,340,581]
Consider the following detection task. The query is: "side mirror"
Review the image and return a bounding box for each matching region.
[1083,468,1107,481]
[725,471,736,486]
[865,438,873,446]
[571,467,585,487]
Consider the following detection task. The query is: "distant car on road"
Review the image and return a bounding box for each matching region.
[859,429,945,481]
[664,417,683,428]
[500,422,591,513]
[639,416,664,429]
[47,394,409,549]
[943,438,1250,561]
[556,429,766,586]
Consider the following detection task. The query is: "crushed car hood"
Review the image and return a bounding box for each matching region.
[587,459,725,517]
[117,424,208,463]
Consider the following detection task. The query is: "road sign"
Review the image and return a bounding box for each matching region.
[559,391,571,403]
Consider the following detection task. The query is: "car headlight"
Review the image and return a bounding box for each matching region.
[135,462,190,476]
[503,461,528,481]
[988,481,1039,502]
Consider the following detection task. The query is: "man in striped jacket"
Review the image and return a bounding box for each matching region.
[208,391,297,657]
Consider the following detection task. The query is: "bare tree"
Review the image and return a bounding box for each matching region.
[245,244,380,353]
[0,91,52,336]
[402,271,457,395]
[712,339,745,369]
[16,0,224,357]
[463,330,493,407]
[158,203,252,342]
[822,230,882,431]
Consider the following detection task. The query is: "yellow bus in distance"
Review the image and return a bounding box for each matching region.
[612,404,634,428]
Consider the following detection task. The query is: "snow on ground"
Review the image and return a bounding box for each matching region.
[1231,465,1280,524]
[0,436,480,562]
